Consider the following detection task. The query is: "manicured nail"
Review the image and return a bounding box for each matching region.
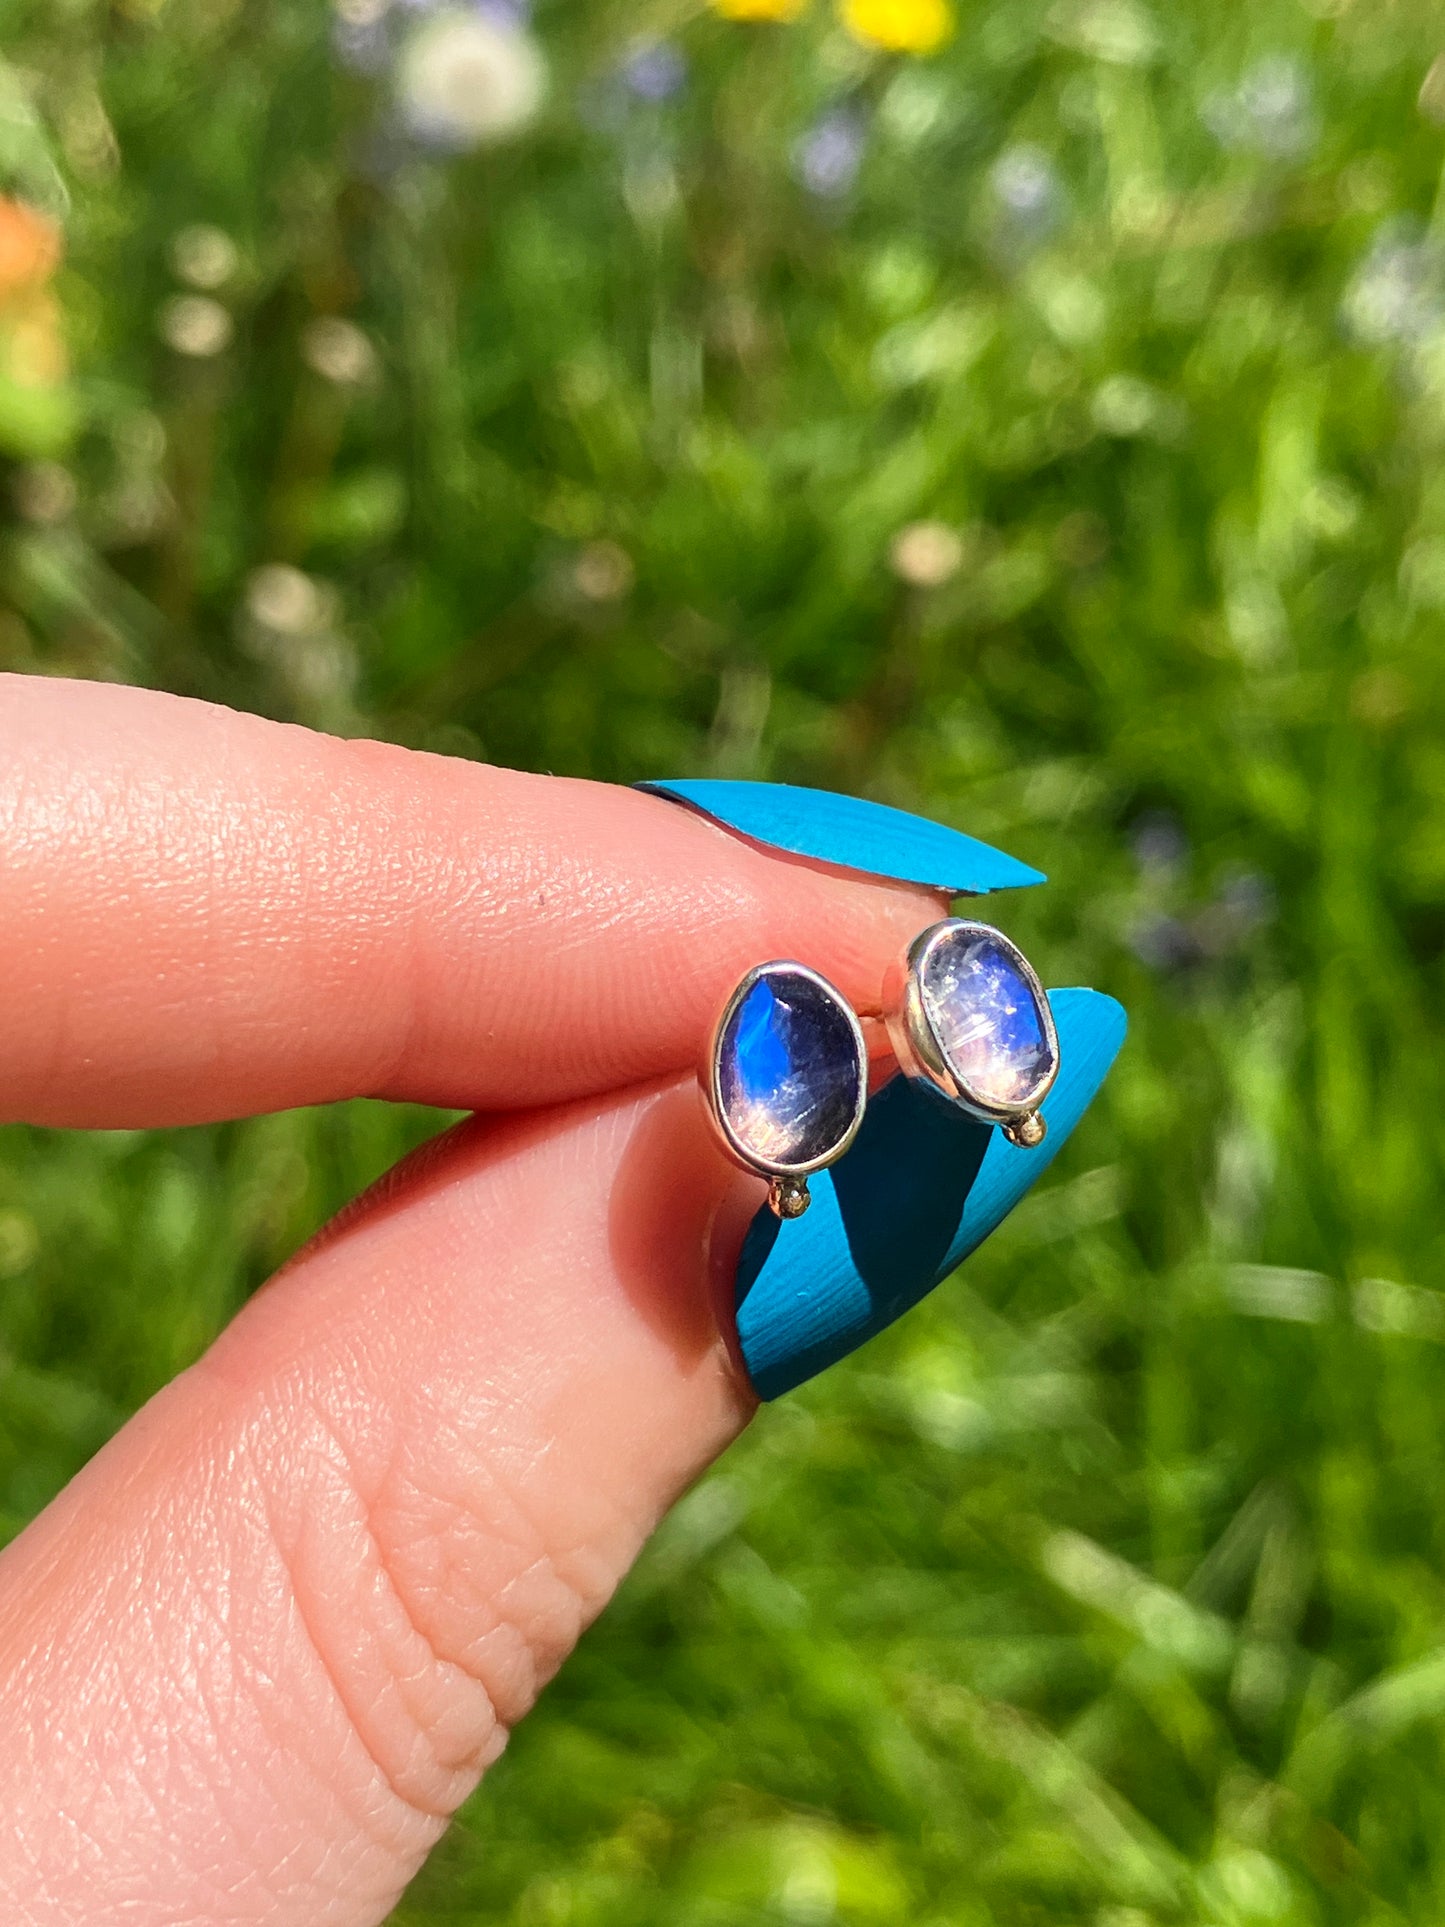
[637,779,1045,896]
[732,988,1126,1399]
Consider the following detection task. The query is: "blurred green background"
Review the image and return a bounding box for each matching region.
[4,0,1445,1919]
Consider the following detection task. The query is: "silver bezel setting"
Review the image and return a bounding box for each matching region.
[883,918,1060,1133]
[702,960,869,1194]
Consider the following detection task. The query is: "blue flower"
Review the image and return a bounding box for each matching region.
[1131,810,1189,878]
[619,39,688,104]
[471,0,532,26]
[794,109,867,199]
[990,144,1061,230]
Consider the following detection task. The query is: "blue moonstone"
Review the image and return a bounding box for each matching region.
[718,969,862,1169]
[920,927,1055,1108]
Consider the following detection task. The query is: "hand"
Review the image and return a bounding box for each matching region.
[0,674,962,1924]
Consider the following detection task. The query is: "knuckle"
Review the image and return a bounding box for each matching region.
[249,1396,609,1824]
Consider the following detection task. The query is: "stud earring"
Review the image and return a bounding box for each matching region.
[703,961,868,1219]
[883,919,1059,1147]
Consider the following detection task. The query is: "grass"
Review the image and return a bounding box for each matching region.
[5,0,1445,1918]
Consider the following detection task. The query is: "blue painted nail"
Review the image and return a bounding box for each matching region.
[733,988,1126,1399]
[637,780,1044,896]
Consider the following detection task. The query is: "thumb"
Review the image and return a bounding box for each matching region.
[0,1080,758,1926]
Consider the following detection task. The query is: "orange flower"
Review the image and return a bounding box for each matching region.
[840,0,954,53]
[0,200,61,304]
[0,202,66,392]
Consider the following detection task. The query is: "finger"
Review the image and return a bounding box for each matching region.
[0,675,1030,1128]
[0,1077,760,1925]
[0,992,1127,1922]
[0,986,1129,1926]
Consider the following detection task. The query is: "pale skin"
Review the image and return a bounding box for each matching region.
[0,674,948,1925]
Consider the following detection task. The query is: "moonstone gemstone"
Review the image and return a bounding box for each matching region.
[717,969,862,1168]
[919,927,1055,1108]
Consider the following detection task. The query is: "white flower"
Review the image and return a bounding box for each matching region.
[573,541,634,601]
[170,225,239,291]
[396,10,546,149]
[246,564,331,635]
[159,294,233,357]
[1343,228,1444,347]
[302,316,378,386]
[890,520,964,588]
[1202,55,1315,161]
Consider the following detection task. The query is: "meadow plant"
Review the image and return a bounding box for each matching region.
[2,0,1445,1919]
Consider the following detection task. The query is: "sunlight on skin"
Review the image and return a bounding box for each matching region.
[0,675,949,1924]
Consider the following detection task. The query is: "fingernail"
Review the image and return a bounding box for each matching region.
[637,779,1045,896]
[732,988,1126,1399]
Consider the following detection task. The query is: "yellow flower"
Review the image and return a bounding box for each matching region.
[711,0,806,19]
[840,0,954,53]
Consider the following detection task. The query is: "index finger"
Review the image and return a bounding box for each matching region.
[0,676,1024,1129]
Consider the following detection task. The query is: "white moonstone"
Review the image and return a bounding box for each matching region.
[919,927,1054,1108]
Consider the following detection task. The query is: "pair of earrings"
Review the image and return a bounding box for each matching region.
[703,919,1060,1219]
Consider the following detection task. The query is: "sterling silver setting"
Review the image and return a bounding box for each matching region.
[883,919,1059,1148]
[703,960,868,1220]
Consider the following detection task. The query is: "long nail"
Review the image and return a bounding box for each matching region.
[731,988,1126,1399]
[637,779,1045,895]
